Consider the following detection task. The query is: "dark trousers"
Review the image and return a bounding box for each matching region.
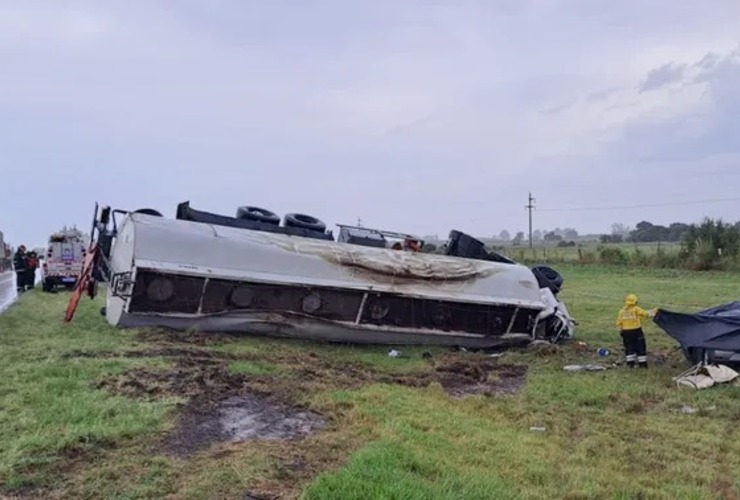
[620,328,648,367]
[16,271,26,292]
[24,269,35,289]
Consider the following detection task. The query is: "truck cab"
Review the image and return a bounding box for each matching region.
[42,227,87,292]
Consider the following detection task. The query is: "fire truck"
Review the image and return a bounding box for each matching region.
[42,226,88,292]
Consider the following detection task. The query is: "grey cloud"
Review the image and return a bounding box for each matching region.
[638,62,687,93]
[599,47,740,171]
[2,1,740,246]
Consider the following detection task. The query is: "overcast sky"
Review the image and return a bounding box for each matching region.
[2,1,740,247]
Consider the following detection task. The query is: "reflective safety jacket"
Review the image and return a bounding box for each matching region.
[616,304,652,330]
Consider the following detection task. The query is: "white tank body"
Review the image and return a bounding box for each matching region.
[104,213,550,347]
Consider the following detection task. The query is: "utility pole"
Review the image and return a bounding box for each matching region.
[526,193,535,248]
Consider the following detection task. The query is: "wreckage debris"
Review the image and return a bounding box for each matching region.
[674,363,739,390]
[66,201,578,349]
[654,301,740,366]
[563,364,609,372]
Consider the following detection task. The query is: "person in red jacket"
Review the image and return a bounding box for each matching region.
[14,245,27,292]
[24,251,38,290]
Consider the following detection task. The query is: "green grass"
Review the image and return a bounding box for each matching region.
[501,241,680,262]
[1,265,739,499]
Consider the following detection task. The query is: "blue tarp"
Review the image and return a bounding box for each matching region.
[654,302,740,352]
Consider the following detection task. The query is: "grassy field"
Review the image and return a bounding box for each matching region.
[500,242,682,265]
[1,264,739,499]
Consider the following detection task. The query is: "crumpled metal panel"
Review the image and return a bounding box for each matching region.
[117,309,535,348]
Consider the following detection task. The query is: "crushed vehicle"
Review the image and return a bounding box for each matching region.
[64,201,576,349]
[654,302,740,366]
[42,226,88,292]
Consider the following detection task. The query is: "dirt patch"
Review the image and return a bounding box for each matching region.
[252,351,528,399]
[136,328,244,346]
[89,340,527,498]
[96,357,248,399]
[63,346,236,361]
[95,348,526,453]
[433,359,528,397]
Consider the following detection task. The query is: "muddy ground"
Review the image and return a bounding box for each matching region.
[63,330,528,498]
[89,342,528,455]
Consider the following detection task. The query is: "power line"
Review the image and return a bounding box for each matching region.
[536,196,740,213]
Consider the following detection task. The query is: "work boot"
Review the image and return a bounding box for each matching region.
[638,362,648,369]
[626,361,635,368]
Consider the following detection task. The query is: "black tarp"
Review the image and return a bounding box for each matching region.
[654,301,740,351]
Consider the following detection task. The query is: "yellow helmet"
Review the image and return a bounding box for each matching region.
[625,293,638,305]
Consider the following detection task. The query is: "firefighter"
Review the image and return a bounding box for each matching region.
[615,293,657,368]
[14,245,27,292]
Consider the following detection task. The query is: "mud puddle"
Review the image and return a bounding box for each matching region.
[220,396,325,441]
[163,395,326,457]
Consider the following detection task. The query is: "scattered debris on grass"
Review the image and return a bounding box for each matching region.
[136,328,245,346]
[563,364,609,372]
[674,363,739,390]
[674,404,698,414]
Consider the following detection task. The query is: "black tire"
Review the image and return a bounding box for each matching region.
[42,279,54,293]
[236,206,280,225]
[283,213,326,232]
[531,265,564,294]
[133,208,163,217]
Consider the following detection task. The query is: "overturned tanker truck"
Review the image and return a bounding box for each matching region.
[64,202,576,349]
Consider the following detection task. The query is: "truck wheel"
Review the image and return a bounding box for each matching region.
[531,266,564,294]
[42,280,53,293]
[283,213,326,232]
[236,206,280,225]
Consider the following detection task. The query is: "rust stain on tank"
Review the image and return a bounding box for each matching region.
[261,231,499,283]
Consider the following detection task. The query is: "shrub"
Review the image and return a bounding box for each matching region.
[598,246,629,265]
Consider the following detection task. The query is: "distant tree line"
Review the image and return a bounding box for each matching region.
[600,221,694,243]
[495,227,579,246]
[597,218,740,270]
[491,217,740,271]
